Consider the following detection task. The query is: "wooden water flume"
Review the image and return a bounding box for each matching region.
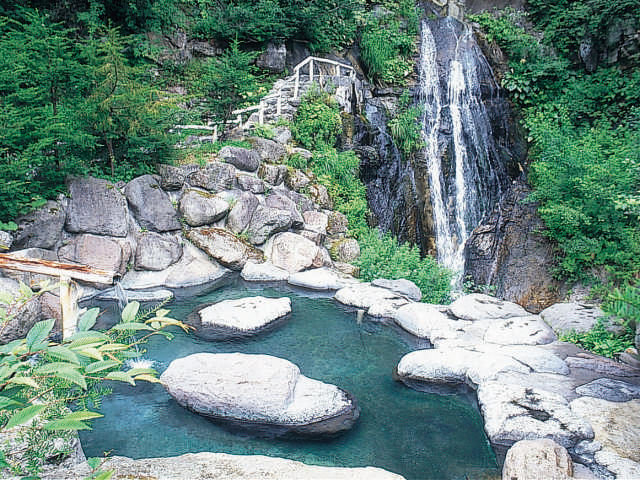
[0,253,116,339]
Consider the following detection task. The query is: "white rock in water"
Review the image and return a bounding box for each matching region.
[449,293,528,321]
[397,348,529,385]
[288,268,356,291]
[477,382,594,449]
[96,288,174,303]
[197,296,291,332]
[484,316,557,345]
[334,284,408,311]
[241,261,290,282]
[160,353,359,436]
[494,345,570,375]
[394,303,466,341]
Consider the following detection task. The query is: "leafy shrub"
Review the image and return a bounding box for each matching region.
[357,230,452,304]
[0,285,188,476]
[360,1,419,85]
[291,86,342,150]
[560,320,634,359]
[388,91,424,157]
[285,153,308,170]
[605,282,640,335]
[311,148,369,238]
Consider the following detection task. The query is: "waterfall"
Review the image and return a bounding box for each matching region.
[419,18,510,285]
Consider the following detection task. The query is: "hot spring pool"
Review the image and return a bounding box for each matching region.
[80,279,498,479]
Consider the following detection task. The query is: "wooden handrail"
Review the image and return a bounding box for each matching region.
[0,253,116,284]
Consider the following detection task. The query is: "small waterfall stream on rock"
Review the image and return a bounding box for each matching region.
[419,18,509,284]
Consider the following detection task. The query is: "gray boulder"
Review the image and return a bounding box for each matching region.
[483,316,557,346]
[540,303,608,334]
[237,174,266,194]
[188,162,237,191]
[265,191,304,228]
[256,42,286,73]
[187,296,291,339]
[13,200,66,250]
[284,169,311,192]
[186,227,263,271]
[449,293,528,321]
[393,303,463,340]
[124,175,181,232]
[58,234,130,276]
[218,146,260,172]
[502,439,574,480]
[160,352,359,436]
[226,193,260,234]
[273,126,292,145]
[134,232,183,271]
[327,211,348,235]
[157,164,196,191]
[308,184,332,209]
[65,176,128,237]
[478,382,594,449]
[0,231,12,250]
[335,283,409,312]
[120,241,230,290]
[250,137,287,163]
[268,232,320,273]
[258,163,287,186]
[371,278,421,302]
[0,277,42,344]
[330,238,361,264]
[303,210,328,234]
[575,379,640,403]
[280,189,314,213]
[179,189,229,227]
[245,206,292,245]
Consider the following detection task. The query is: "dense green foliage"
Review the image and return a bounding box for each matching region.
[388,91,424,157]
[360,0,418,84]
[471,10,640,285]
[0,9,178,222]
[357,231,452,303]
[560,320,634,359]
[191,0,363,53]
[526,0,640,61]
[291,87,342,150]
[0,285,188,476]
[605,282,640,339]
[292,88,452,301]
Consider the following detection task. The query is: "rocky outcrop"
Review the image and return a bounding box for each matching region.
[186,227,263,271]
[160,353,359,436]
[540,303,609,335]
[179,189,230,227]
[124,175,181,232]
[256,42,287,73]
[258,163,287,186]
[65,177,129,237]
[43,452,404,480]
[58,234,130,276]
[265,191,304,228]
[188,162,237,191]
[250,138,287,163]
[464,183,564,313]
[188,296,291,339]
[13,200,65,250]
[226,192,260,234]
[502,439,574,480]
[134,232,183,271]
[330,238,360,263]
[245,206,293,245]
[267,232,321,273]
[218,146,260,172]
[448,293,528,321]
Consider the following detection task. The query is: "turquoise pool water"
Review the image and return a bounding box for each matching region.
[81,279,498,479]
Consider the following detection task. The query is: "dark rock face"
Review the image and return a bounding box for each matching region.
[464,182,564,313]
[65,177,129,237]
[125,175,181,232]
[256,42,286,73]
[13,200,65,250]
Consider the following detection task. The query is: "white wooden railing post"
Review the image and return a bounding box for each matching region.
[258,102,264,124]
[294,69,300,99]
[309,59,314,83]
[276,95,281,116]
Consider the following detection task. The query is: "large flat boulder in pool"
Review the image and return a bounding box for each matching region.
[160,353,359,437]
[448,293,528,321]
[187,296,291,339]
